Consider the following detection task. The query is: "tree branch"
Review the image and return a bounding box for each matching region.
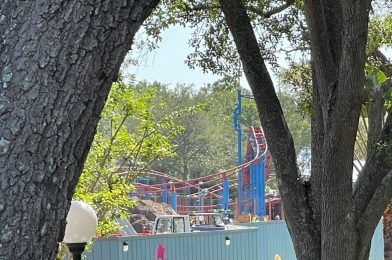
[183,3,219,12]
[308,70,323,245]
[304,1,371,258]
[89,115,129,193]
[371,49,392,77]
[245,0,295,18]
[183,0,295,19]
[354,101,392,223]
[367,78,392,155]
[303,0,342,95]
[265,0,295,17]
[219,0,319,258]
[356,169,392,259]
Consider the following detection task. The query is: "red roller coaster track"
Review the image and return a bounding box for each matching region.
[129,126,270,212]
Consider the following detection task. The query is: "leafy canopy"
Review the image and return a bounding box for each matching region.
[73,81,188,237]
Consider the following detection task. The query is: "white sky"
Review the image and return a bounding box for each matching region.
[125,15,392,89]
[126,26,222,88]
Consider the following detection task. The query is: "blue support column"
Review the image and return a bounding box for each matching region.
[218,190,223,207]
[256,155,266,216]
[222,176,229,210]
[250,163,256,213]
[233,89,242,214]
[145,177,150,200]
[161,178,167,203]
[170,191,177,211]
[170,181,177,211]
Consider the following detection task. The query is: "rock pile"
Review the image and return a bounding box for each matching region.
[129,199,176,232]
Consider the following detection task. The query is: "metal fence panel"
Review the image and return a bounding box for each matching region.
[85,221,384,260]
[241,221,296,260]
[85,228,259,260]
[370,221,384,260]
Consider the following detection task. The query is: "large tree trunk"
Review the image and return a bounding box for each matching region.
[219,1,320,258]
[304,0,369,257]
[219,0,391,259]
[0,0,158,259]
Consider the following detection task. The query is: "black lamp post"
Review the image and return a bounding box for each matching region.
[66,243,87,260]
[63,201,98,259]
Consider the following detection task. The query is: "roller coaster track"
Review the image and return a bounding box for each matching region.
[126,126,270,204]
[242,126,270,185]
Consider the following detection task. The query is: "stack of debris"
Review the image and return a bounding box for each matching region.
[129,199,176,233]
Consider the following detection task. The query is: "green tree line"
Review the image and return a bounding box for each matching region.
[76,78,310,237]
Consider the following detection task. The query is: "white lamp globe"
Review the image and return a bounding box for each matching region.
[63,201,98,243]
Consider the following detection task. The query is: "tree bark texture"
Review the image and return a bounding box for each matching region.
[219,1,320,259]
[0,0,158,259]
[219,0,392,259]
[304,0,372,258]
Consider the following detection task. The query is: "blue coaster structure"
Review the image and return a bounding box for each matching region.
[233,90,270,217]
[131,169,236,214]
[129,89,271,218]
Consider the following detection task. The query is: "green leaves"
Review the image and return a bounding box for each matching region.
[74,81,187,237]
[151,84,239,179]
[137,0,308,77]
[377,70,388,85]
[279,62,312,115]
[367,15,392,54]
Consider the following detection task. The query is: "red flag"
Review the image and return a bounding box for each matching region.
[155,243,165,260]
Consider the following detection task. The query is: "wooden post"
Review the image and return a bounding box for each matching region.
[268,198,272,221]
[280,201,285,220]
[234,198,238,222]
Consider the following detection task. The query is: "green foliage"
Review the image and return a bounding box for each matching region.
[137,0,309,77]
[367,15,392,54]
[377,70,388,84]
[277,10,392,161]
[279,62,312,115]
[277,92,311,151]
[74,81,189,237]
[73,79,309,237]
[375,70,392,111]
[152,84,239,179]
[147,82,310,182]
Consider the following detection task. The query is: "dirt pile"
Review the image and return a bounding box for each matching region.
[129,199,177,232]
